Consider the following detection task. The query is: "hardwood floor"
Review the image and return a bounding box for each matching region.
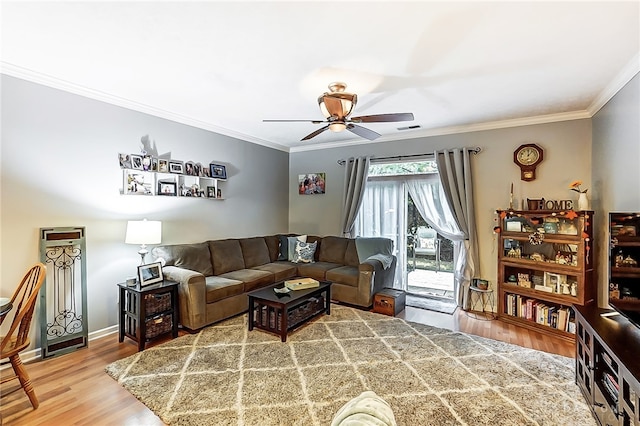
[1,305,575,425]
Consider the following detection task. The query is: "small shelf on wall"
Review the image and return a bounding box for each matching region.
[118,155,227,200]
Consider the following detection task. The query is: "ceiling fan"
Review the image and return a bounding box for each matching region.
[263,82,414,141]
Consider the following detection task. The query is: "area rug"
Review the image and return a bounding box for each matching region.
[106,306,595,426]
[405,294,458,315]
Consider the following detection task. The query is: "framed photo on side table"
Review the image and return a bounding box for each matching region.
[138,262,164,287]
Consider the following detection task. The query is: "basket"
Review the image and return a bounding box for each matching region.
[145,292,172,316]
[145,313,173,339]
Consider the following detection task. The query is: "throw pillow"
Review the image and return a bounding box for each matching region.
[292,240,317,263]
[277,235,289,260]
[287,235,307,261]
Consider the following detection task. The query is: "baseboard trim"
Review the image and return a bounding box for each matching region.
[1,325,118,369]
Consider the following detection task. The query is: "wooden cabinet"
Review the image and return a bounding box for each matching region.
[609,213,640,318]
[575,304,640,426]
[496,209,595,341]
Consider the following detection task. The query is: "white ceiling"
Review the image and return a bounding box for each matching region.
[1,1,639,152]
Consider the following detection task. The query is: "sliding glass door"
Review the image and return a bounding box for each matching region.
[353,161,456,297]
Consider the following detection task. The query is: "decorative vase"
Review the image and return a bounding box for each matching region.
[578,192,589,211]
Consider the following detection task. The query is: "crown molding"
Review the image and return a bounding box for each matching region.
[0,62,290,153]
[289,110,592,153]
[587,52,640,116]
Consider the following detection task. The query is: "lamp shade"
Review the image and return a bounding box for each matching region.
[125,220,161,245]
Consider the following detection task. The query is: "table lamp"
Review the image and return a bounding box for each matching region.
[125,219,162,264]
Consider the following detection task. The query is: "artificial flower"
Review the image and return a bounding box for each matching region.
[569,180,588,193]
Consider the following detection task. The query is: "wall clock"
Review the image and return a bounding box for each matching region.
[514,143,543,181]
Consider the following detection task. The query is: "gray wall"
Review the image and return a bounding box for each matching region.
[290,120,593,294]
[592,72,640,306]
[0,75,289,346]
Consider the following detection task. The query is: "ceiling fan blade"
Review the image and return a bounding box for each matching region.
[350,113,414,123]
[263,119,325,124]
[301,124,331,141]
[346,124,380,141]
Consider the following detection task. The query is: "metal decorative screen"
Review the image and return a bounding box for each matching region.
[39,227,88,358]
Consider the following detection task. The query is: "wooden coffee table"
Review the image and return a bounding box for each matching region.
[248,280,331,342]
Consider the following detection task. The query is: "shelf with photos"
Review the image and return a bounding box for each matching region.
[118,153,227,200]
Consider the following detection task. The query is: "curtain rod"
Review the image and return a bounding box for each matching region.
[337,147,482,165]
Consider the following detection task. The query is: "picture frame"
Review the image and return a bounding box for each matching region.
[207,186,216,198]
[185,161,195,176]
[118,153,132,169]
[131,154,143,170]
[158,181,177,196]
[158,159,169,173]
[151,157,158,172]
[298,173,326,195]
[543,272,566,293]
[142,155,152,171]
[194,163,203,177]
[138,262,164,287]
[505,220,522,232]
[217,188,222,199]
[169,160,184,174]
[210,163,227,180]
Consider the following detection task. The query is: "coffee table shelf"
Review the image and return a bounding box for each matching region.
[248,281,331,342]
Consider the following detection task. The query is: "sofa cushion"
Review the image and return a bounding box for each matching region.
[296,262,342,281]
[204,276,244,303]
[264,235,281,262]
[152,243,214,276]
[292,240,317,264]
[319,236,349,264]
[240,237,271,268]
[219,269,274,292]
[209,239,246,275]
[326,265,359,287]
[307,235,322,261]
[252,262,297,282]
[344,239,360,267]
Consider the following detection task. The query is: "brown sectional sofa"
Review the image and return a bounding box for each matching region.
[151,235,396,330]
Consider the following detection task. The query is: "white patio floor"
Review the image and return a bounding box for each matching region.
[407,269,455,299]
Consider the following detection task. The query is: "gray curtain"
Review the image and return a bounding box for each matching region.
[341,156,371,237]
[436,148,479,308]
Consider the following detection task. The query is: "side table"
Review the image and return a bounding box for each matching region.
[118,280,179,351]
[466,286,496,320]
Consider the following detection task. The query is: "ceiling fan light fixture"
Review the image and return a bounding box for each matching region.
[318,82,357,119]
[329,122,347,132]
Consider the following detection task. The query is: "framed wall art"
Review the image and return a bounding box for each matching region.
[298,173,326,195]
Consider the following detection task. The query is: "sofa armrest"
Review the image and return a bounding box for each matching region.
[356,256,397,306]
[163,266,207,330]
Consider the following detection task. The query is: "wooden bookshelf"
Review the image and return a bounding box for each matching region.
[496,209,595,342]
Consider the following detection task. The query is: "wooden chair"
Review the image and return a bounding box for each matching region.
[1,263,46,409]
